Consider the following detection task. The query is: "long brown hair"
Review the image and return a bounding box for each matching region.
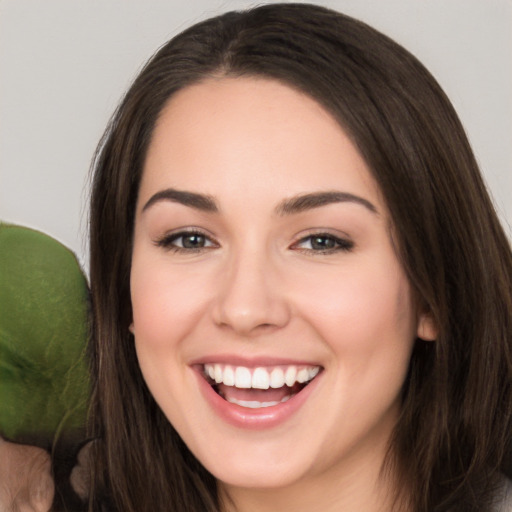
[88,4,512,511]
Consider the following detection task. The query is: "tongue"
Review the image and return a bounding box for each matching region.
[217,383,301,403]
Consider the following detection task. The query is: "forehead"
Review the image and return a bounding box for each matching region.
[140,77,383,211]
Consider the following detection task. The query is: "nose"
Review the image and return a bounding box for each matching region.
[212,247,291,337]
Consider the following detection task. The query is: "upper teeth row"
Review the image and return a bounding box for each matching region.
[204,364,320,389]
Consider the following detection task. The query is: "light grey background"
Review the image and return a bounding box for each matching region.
[1,0,511,271]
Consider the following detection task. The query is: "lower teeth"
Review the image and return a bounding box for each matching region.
[225,394,295,409]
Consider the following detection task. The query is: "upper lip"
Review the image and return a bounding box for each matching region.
[189,354,323,368]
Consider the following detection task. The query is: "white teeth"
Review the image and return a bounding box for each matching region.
[252,367,270,389]
[223,366,235,386]
[270,368,285,388]
[226,398,279,408]
[225,394,295,409]
[308,366,320,379]
[297,368,309,383]
[285,366,297,387]
[235,367,252,388]
[214,365,223,383]
[204,363,320,389]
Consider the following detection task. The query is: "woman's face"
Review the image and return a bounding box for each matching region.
[130,77,435,491]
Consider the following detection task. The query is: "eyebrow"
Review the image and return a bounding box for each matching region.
[142,188,218,213]
[141,188,378,216]
[275,191,378,216]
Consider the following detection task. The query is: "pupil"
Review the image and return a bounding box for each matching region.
[312,236,335,250]
[183,234,204,248]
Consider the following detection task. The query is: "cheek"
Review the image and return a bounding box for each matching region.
[130,257,211,347]
[129,257,205,417]
[291,258,417,356]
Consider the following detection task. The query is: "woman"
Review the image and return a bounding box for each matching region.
[87,3,512,511]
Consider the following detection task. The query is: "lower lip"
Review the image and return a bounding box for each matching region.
[193,368,321,430]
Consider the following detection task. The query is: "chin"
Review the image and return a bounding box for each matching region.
[205,450,312,490]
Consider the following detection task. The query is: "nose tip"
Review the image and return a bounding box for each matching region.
[216,309,282,336]
[212,258,290,336]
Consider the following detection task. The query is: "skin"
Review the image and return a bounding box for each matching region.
[69,441,93,501]
[130,77,436,512]
[0,437,54,512]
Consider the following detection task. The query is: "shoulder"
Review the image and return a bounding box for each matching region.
[493,475,512,512]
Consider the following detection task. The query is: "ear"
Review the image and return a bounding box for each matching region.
[129,322,135,334]
[416,311,437,341]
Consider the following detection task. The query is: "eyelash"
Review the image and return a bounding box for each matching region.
[154,229,217,253]
[291,233,354,254]
[155,230,353,255]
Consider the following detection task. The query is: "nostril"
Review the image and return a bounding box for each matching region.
[211,271,291,334]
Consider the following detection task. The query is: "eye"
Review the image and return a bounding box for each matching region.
[292,233,353,253]
[155,230,217,252]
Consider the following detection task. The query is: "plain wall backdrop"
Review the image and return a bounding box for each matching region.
[1,0,511,270]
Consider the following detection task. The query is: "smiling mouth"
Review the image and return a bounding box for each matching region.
[202,364,321,409]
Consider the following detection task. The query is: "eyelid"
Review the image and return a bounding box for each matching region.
[153,227,219,252]
[290,229,354,253]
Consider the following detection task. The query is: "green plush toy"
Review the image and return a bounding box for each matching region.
[0,223,89,446]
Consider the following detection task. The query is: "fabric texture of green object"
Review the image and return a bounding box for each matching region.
[0,223,89,445]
